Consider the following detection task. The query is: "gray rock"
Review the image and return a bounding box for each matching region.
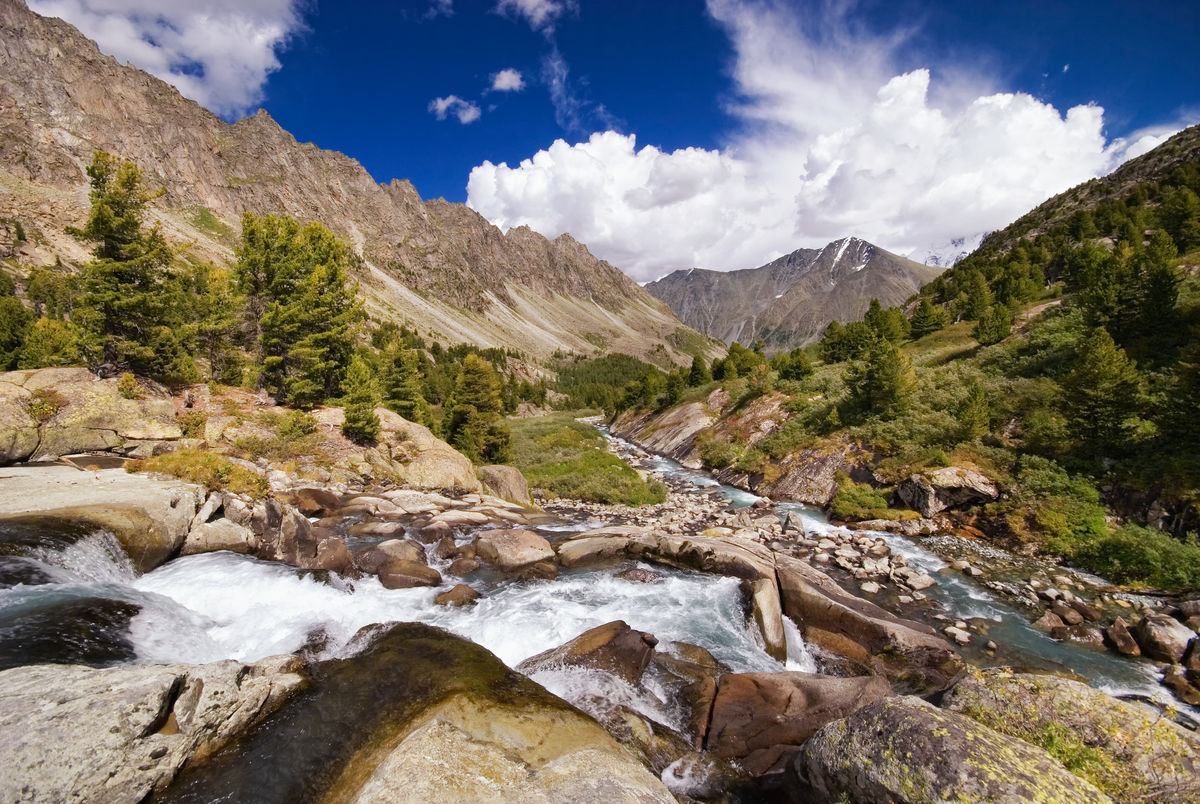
[181,517,257,555]
[896,466,1000,517]
[1133,613,1195,663]
[792,696,1113,803]
[476,464,532,504]
[475,528,555,572]
[0,656,307,803]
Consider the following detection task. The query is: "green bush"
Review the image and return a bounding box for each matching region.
[829,474,897,521]
[127,448,268,497]
[1073,525,1200,589]
[697,434,738,469]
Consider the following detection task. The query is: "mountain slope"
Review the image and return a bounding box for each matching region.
[0,0,720,367]
[646,237,942,351]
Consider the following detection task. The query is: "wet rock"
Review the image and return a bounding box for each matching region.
[943,668,1200,802]
[792,696,1112,804]
[164,623,673,803]
[346,520,406,538]
[517,621,658,685]
[1104,617,1141,656]
[944,626,971,645]
[1051,601,1086,626]
[859,581,881,594]
[616,567,663,583]
[0,655,307,803]
[649,643,721,747]
[434,535,458,560]
[1051,624,1106,648]
[775,555,963,695]
[1133,613,1195,663]
[434,584,479,607]
[1163,667,1200,706]
[446,557,480,576]
[0,597,140,671]
[706,672,892,777]
[746,576,788,662]
[353,539,426,574]
[1070,599,1103,622]
[896,466,1000,517]
[181,518,257,555]
[476,464,532,504]
[415,519,453,544]
[377,558,441,589]
[1033,610,1066,631]
[475,528,555,572]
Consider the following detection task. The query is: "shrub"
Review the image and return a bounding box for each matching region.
[1073,525,1200,589]
[178,410,208,438]
[117,372,143,399]
[697,434,738,469]
[829,474,893,521]
[25,388,67,423]
[127,448,268,497]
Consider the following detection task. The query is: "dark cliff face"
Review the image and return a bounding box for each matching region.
[646,237,943,351]
[0,0,720,365]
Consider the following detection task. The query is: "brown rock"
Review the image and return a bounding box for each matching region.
[615,568,663,583]
[706,672,893,776]
[516,621,658,685]
[1050,601,1085,626]
[896,466,1000,517]
[1032,610,1066,631]
[1104,617,1141,656]
[293,487,342,517]
[434,584,479,607]
[475,528,555,572]
[415,520,453,544]
[1162,668,1200,706]
[434,535,458,560]
[446,557,480,576]
[649,644,720,747]
[377,559,441,589]
[353,539,426,574]
[1133,613,1195,663]
[1051,624,1106,648]
[347,521,407,538]
[1069,599,1102,622]
[475,465,531,505]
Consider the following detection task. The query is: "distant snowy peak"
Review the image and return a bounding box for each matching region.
[914,233,985,268]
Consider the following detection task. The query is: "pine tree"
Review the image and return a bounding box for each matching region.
[1161,343,1200,453]
[959,384,990,441]
[845,339,916,420]
[662,369,684,407]
[72,152,194,383]
[908,298,947,339]
[971,305,1012,345]
[340,354,381,444]
[17,318,81,369]
[187,264,242,383]
[384,348,431,425]
[688,354,711,386]
[963,271,994,321]
[0,275,30,370]
[1061,328,1143,461]
[444,354,510,463]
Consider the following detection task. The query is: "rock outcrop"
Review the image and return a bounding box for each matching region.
[943,669,1200,803]
[792,696,1114,803]
[896,466,1001,517]
[1131,613,1195,663]
[161,623,674,803]
[475,464,531,504]
[517,621,659,685]
[0,655,307,803]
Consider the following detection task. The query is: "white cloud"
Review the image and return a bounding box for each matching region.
[495,0,575,33]
[27,0,305,118]
[428,94,482,124]
[491,68,525,92]
[467,0,1191,281]
[426,0,453,18]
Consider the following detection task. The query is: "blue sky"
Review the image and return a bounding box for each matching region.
[28,0,1200,279]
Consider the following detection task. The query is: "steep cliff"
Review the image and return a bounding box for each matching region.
[0,0,720,367]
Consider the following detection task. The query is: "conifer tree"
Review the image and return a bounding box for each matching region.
[845,339,916,420]
[688,354,711,386]
[444,353,511,463]
[908,298,947,339]
[1161,343,1200,453]
[662,369,684,407]
[959,384,990,441]
[0,275,30,370]
[962,271,994,321]
[1061,328,1143,460]
[17,318,81,369]
[384,348,431,425]
[340,354,381,444]
[971,305,1012,345]
[72,152,194,383]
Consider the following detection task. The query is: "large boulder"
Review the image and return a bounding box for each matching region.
[0,656,307,803]
[476,464,532,505]
[0,368,183,463]
[376,407,482,492]
[896,466,1000,517]
[706,672,892,776]
[755,437,874,507]
[792,696,1113,803]
[475,528,555,572]
[0,465,205,572]
[160,623,674,803]
[775,554,964,694]
[1132,613,1195,663]
[943,668,1200,803]
[517,621,659,685]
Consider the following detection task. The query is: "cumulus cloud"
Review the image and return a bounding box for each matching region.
[495,0,575,34]
[27,0,305,118]
[468,0,1189,281]
[429,95,482,124]
[490,68,525,92]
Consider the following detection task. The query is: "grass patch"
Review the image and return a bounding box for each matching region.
[231,409,325,462]
[828,473,917,521]
[126,448,268,497]
[510,412,668,506]
[190,206,232,238]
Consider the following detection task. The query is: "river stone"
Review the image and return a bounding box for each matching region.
[943,668,1200,802]
[0,656,307,803]
[1132,613,1195,663]
[747,576,787,662]
[181,518,257,555]
[517,621,659,685]
[792,696,1113,803]
[1051,600,1086,625]
[1104,616,1141,656]
[649,644,721,747]
[706,672,893,776]
[475,528,555,572]
[378,558,441,589]
[775,554,963,695]
[476,464,532,504]
[1033,609,1066,631]
[446,557,481,576]
[347,520,407,538]
[435,584,480,606]
[616,567,663,583]
[162,623,673,803]
[354,539,426,574]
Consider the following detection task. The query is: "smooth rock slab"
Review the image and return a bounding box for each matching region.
[792,696,1113,803]
[475,528,555,572]
[517,621,659,685]
[0,656,307,803]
